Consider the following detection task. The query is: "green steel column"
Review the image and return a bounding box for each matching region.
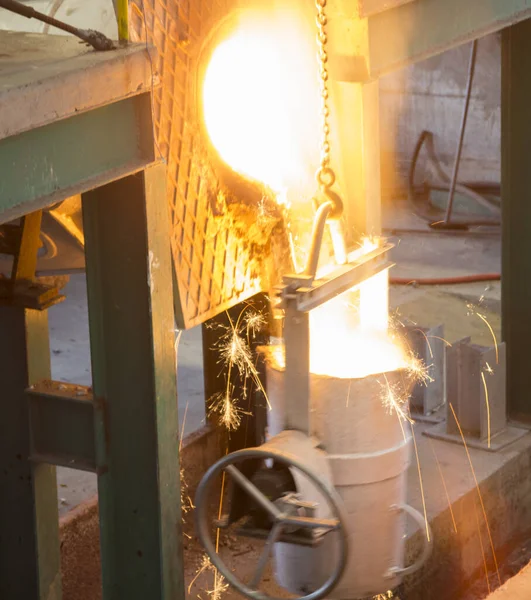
[82,164,185,600]
[0,308,62,599]
[501,18,531,423]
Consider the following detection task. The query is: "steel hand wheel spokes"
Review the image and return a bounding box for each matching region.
[194,447,349,600]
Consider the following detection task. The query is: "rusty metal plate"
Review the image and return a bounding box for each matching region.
[129,0,292,329]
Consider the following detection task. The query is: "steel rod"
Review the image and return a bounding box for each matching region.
[280,515,339,531]
[225,465,281,519]
[444,39,478,223]
[249,523,284,589]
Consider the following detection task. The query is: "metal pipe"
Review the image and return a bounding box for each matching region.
[444,39,478,223]
[303,202,333,279]
[225,464,281,520]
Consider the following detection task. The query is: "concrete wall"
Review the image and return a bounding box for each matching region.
[380,33,501,197]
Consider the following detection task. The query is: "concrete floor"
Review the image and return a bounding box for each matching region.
[485,562,531,600]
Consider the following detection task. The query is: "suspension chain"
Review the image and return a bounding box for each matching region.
[315,0,336,190]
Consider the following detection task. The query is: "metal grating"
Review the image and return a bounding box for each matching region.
[129,0,290,329]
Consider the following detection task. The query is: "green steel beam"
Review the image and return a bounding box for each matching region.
[0,93,154,225]
[368,0,531,77]
[501,19,531,423]
[0,308,61,599]
[82,164,185,600]
[27,381,96,472]
[360,0,416,18]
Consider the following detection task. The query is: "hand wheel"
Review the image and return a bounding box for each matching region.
[194,446,349,600]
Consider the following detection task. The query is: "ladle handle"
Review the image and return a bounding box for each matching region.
[385,503,433,579]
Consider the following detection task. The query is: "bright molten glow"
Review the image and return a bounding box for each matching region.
[308,239,408,379]
[202,13,320,193]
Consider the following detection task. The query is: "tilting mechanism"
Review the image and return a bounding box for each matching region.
[195,442,349,600]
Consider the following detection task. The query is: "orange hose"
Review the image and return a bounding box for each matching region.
[390,273,500,286]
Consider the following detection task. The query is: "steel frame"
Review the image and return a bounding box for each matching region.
[0,34,184,600]
[3,1,531,596]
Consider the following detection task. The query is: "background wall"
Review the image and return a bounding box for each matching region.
[379,33,501,198]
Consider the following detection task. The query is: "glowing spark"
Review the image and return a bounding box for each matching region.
[428,335,452,348]
[219,328,254,377]
[244,310,267,337]
[468,305,499,364]
[414,328,434,359]
[480,371,491,449]
[473,496,492,595]
[216,313,272,410]
[411,425,430,542]
[178,403,194,522]
[429,440,458,534]
[174,329,183,349]
[477,313,499,364]
[208,389,251,431]
[449,403,501,585]
[208,575,229,600]
[406,355,434,388]
[188,555,215,592]
[212,461,229,600]
[485,362,494,375]
[188,553,229,600]
[380,376,414,424]
[346,380,352,408]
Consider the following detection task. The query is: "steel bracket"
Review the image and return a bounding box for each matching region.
[402,323,446,422]
[27,380,99,472]
[0,278,64,310]
[274,243,394,313]
[424,339,527,451]
[1,211,65,309]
